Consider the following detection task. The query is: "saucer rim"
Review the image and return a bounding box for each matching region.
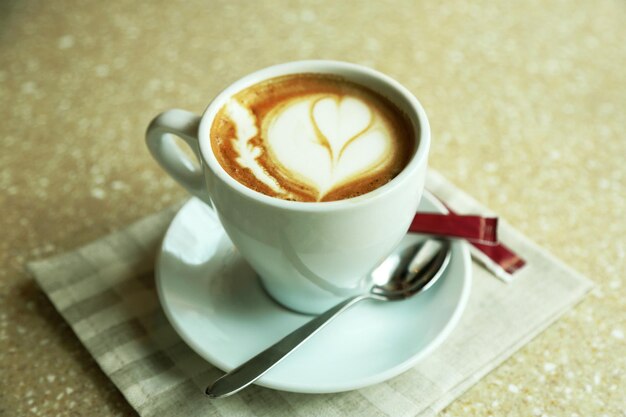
[156,194,472,393]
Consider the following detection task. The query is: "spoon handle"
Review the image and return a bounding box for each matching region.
[206,293,370,398]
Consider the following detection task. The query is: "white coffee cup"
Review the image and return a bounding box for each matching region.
[146,60,430,314]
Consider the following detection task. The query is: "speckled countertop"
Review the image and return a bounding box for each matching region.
[1,0,624,416]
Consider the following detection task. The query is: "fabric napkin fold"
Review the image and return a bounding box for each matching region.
[27,170,592,417]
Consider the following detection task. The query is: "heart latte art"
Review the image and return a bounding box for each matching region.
[210,74,415,202]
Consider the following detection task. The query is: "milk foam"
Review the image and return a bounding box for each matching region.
[227,94,393,200]
[224,99,285,194]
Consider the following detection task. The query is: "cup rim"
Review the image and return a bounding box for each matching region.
[198,60,430,212]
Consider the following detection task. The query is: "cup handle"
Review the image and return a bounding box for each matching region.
[146,109,212,206]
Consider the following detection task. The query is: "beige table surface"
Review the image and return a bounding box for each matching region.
[1,0,625,416]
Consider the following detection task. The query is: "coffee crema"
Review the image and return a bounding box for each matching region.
[210,73,416,202]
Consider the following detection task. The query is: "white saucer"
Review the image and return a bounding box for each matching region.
[156,194,472,394]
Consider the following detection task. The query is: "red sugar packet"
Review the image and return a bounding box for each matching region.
[409,213,498,245]
[410,202,526,280]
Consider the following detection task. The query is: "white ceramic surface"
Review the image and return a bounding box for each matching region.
[156,193,472,394]
[146,60,431,314]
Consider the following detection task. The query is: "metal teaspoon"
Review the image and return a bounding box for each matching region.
[206,238,452,398]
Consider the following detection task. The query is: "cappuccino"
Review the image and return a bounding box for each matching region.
[210,74,415,202]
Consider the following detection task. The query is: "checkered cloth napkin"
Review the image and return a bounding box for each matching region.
[28,170,592,417]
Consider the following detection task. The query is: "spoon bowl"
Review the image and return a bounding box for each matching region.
[371,239,451,300]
